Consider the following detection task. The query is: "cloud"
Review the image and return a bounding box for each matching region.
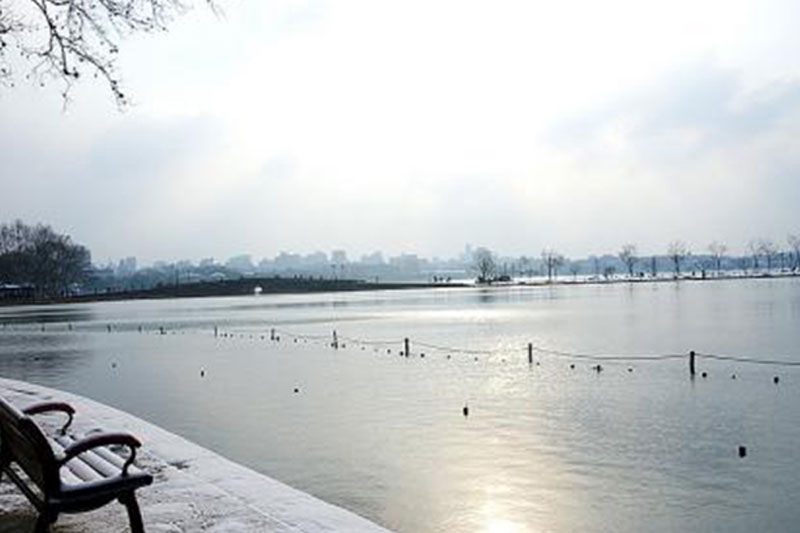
[542,61,800,253]
[550,61,800,160]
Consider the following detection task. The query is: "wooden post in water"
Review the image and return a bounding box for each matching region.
[404,338,410,357]
[528,343,533,365]
[332,330,339,349]
[270,328,275,341]
[689,350,696,377]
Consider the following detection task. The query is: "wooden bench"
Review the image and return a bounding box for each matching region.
[0,396,153,532]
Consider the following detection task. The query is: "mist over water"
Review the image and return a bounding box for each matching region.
[2,278,800,532]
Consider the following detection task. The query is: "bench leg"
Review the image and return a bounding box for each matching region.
[34,512,56,533]
[120,493,145,533]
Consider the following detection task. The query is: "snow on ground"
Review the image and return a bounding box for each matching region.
[0,377,392,533]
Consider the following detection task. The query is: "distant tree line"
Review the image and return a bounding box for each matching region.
[0,220,91,298]
[472,234,800,284]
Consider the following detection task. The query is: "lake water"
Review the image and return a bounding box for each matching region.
[2,278,800,532]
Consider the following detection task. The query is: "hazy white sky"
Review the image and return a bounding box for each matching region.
[2,0,800,264]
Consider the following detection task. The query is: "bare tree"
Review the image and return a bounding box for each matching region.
[618,244,637,278]
[591,256,600,278]
[758,239,778,272]
[541,249,564,283]
[0,0,214,105]
[568,261,580,281]
[789,234,800,272]
[0,219,91,297]
[667,241,689,278]
[738,255,749,276]
[518,255,531,277]
[747,240,761,271]
[708,241,727,276]
[473,247,496,283]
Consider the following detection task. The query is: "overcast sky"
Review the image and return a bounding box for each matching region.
[2,0,800,265]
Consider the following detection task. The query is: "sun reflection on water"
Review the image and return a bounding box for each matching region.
[485,517,525,533]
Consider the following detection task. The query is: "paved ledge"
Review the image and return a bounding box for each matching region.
[0,377,392,533]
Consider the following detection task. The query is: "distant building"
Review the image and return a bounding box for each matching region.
[389,253,423,273]
[226,254,254,273]
[360,251,385,265]
[304,251,329,268]
[116,256,137,277]
[274,252,302,270]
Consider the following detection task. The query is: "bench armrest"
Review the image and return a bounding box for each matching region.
[60,432,143,475]
[22,401,75,435]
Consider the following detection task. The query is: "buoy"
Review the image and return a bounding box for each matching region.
[731,374,737,380]
[774,376,780,384]
[111,362,117,369]
[462,405,469,417]
[701,371,708,378]
[420,353,425,358]
[446,355,451,360]
[569,364,575,370]
[474,357,479,361]
[627,367,633,372]
[200,369,206,377]
[738,445,747,458]
[293,387,299,394]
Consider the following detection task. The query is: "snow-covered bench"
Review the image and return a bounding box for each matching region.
[0,396,153,532]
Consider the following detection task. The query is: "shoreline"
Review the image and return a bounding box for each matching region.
[1,270,797,308]
[1,279,469,307]
[0,376,392,532]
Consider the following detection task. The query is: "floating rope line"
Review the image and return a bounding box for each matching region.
[4,322,800,369]
[339,336,400,346]
[413,340,497,355]
[696,352,800,367]
[272,329,330,341]
[529,344,686,362]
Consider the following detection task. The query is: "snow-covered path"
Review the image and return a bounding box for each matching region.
[0,377,392,533]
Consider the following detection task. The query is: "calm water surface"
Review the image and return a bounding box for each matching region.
[1,278,800,532]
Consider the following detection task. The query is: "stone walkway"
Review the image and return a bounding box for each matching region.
[0,377,391,533]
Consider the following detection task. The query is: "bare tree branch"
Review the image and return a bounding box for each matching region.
[0,0,215,106]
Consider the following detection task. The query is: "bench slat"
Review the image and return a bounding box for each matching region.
[60,467,83,487]
[90,444,129,470]
[53,434,142,480]
[64,457,105,483]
